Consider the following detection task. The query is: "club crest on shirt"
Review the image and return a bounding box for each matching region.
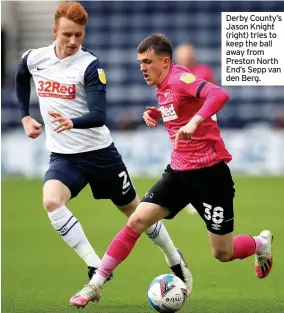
[98,68,107,84]
[180,73,196,84]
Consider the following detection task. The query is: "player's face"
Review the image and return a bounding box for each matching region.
[175,45,195,68]
[53,17,85,57]
[138,50,171,86]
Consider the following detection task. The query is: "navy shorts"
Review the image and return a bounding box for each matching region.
[44,143,136,206]
[141,161,235,235]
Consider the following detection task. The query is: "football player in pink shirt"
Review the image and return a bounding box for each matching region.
[70,34,274,308]
[175,42,218,215]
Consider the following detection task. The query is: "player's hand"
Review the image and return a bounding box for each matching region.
[175,115,204,148]
[49,111,73,133]
[22,116,42,139]
[143,106,161,128]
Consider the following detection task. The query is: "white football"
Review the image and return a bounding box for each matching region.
[148,274,188,312]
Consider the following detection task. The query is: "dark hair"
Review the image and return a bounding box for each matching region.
[137,34,173,60]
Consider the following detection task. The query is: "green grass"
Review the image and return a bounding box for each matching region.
[2,176,284,313]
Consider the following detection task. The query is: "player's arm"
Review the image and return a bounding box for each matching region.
[15,51,42,139]
[194,80,229,123]
[143,106,162,128]
[15,51,32,120]
[180,76,229,125]
[175,75,229,144]
[70,60,107,129]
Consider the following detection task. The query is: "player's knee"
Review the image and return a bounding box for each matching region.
[117,197,140,218]
[212,248,233,262]
[43,196,63,212]
[127,213,148,234]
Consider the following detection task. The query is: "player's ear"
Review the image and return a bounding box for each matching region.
[162,56,171,68]
[52,26,57,37]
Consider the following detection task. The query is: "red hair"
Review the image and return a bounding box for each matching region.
[54,1,88,26]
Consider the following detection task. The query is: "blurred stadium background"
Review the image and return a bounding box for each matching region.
[2,0,284,176]
[2,1,284,313]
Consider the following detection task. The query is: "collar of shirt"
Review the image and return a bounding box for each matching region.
[49,41,82,66]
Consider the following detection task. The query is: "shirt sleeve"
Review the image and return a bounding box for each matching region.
[70,60,107,129]
[15,51,32,119]
[176,72,230,119]
[175,73,206,98]
[196,82,230,119]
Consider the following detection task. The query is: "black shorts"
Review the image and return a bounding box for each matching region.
[141,161,235,235]
[44,143,136,206]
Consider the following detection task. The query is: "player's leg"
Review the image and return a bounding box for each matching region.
[70,166,193,307]
[43,155,101,272]
[192,161,273,278]
[85,142,191,283]
[117,198,192,291]
[117,196,180,263]
[116,195,190,287]
[208,230,273,275]
[70,202,169,307]
[107,161,192,291]
[112,169,183,267]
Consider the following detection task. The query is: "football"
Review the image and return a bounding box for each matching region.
[147,274,188,312]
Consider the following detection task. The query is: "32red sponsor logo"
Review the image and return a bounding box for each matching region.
[37,80,76,99]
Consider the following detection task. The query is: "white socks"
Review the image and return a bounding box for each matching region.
[48,207,181,268]
[258,237,269,253]
[48,206,101,268]
[145,221,181,267]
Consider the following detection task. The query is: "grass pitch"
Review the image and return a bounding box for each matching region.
[2,176,283,313]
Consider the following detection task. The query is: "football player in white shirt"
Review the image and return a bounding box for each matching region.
[15,1,192,289]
